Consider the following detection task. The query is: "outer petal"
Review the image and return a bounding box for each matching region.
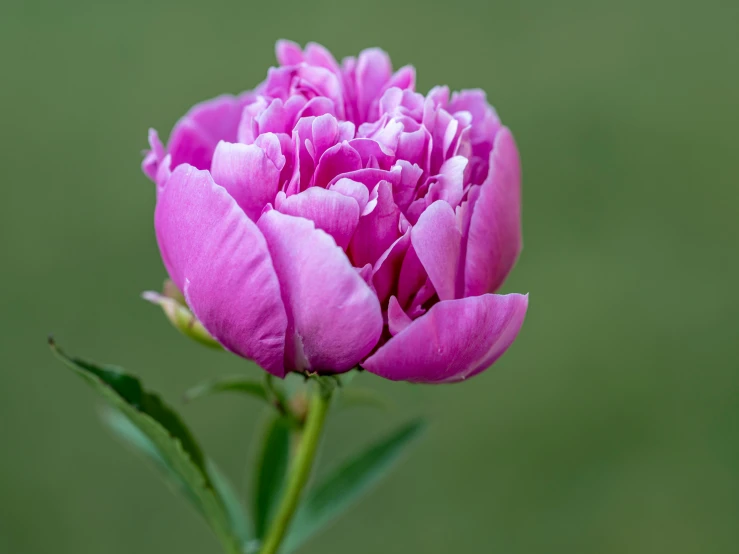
[168,95,246,170]
[277,187,360,249]
[211,140,281,221]
[411,200,462,301]
[463,127,522,295]
[155,154,172,192]
[257,210,383,373]
[142,129,165,182]
[155,165,288,376]
[362,293,528,383]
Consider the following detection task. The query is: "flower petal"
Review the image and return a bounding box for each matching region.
[387,295,412,336]
[155,165,288,376]
[348,138,394,169]
[327,166,401,189]
[355,48,392,122]
[154,154,172,192]
[349,180,402,267]
[448,89,502,160]
[393,160,424,213]
[329,178,370,212]
[411,200,462,301]
[406,277,436,318]
[356,263,373,286]
[276,39,303,66]
[397,242,426,309]
[362,293,528,383]
[464,127,522,295]
[313,142,362,189]
[142,129,165,181]
[211,140,281,221]
[277,187,360,249]
[297,96,337,119]
[304,42,342,74]
[386,65,415,93]
[426,156,468,208]
[257,210,383,373]
[296,65,345,119]
[257,97,306,136]
[371,230,411,304]
[168,95,246,170]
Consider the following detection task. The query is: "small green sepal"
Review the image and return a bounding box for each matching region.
[142,280,222,350]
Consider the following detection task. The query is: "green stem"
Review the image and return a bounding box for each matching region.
[259,384,333,554]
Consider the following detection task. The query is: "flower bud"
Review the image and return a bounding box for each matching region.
[142,281,222,350]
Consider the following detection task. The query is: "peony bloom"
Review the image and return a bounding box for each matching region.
[142,40,527,383]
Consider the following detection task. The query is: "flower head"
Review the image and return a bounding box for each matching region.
[143,40,527,383]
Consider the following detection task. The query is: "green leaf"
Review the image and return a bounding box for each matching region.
[264,373,292,414]
[208,459,253,548]
[185,376,270,404]
[101,408,203,510]
[186,375,302,430]
[50,339,244,554]
[336,387,390,412]
[335,367,361,387]
[252,413,292,540]
[104,409,253,550]
[284,418,426,552]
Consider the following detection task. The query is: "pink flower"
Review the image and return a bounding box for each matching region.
[143,40,527,383]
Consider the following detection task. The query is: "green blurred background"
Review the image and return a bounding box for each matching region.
[2,0,738,552]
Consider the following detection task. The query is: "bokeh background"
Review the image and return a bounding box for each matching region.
[2,0,738,552]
